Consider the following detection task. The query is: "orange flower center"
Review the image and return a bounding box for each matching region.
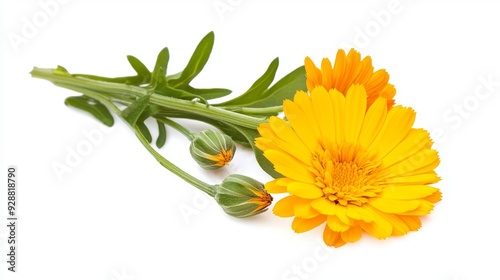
[312,145,380,206]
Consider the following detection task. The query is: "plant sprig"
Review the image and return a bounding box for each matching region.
[31,31,306,177]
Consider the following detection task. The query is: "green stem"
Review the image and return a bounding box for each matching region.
[134,127,215,197]
[58,84,216,197]
[31,67,267,129]
[156,117,195,140]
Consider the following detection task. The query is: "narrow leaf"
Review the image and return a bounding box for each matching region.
[180,85,232,100]
[150,47,169,88]
[168,31,214,86]
[122,95,151,125]
[137,122,152,143]
[156,120,167,148]
[245,66,306,108]
[234,126,281,178]
[64,96,114,126]
[127,55,151,78]
[216,58,279,106]
[155,86,208,104]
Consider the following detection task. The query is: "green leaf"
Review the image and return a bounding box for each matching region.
[127,55,151,78]
[156,120,167,148]
[233,126,281,178]
[168,31,214,87]
[180,85,232,100]
[245,66,306,108]
[150,47,170,88]
[137,122,152,143]
[122,95,151,125]
[64,95,114,126]
[216,58,279,106]
[155,86,208,105]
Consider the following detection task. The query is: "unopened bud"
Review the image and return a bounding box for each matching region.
[189,130,236,170]
[214,174,273,218]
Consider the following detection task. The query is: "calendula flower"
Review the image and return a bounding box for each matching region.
[305,49,396,109]
[189,130,236,170]
[214,174,273,218]
[255,84,441,247]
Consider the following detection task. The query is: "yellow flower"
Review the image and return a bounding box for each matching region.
[255,84,441,247]
[305,49,396,109]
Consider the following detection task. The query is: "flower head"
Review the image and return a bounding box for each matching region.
[214,174,273,218]
[305,49,396,109]
[255,85,441,247]
[189,130,236,170]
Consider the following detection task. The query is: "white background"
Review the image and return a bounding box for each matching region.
[1,1,500,279]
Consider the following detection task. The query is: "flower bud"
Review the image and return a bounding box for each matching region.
[214,174,273,218]
[189,130,236,170]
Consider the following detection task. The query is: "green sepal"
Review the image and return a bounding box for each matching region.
[64,95,114,127]
[216,58,279,107]
[168,31,214,87]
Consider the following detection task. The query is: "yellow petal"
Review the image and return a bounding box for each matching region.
[344,84,367,143]
[311,86,335,140]
[311,197,336,215]
[346,204,374,222]
[293,90,322,141]
[288,182,323,199]
[264,150,315,184]
[383,172,440,185]
[268,116,312,165]
[292,215,326,233]
[369,197,421,214]
[376,212,410,236]
[332,50,347,91]
[273,195,300,217]
[323,226,347,248]
[424,190,442,203]
[340,225,363,243]
[327,215,350,232]
[380,128,433,168]
[321,58,334,90]
[359,205,393,239]
[379,149,440,179]
[358,97,387,148]
[330,89,346,145]
[368,106,416,158]
[283,99,318,152]
[333,203,351,225]
[380,185,439,200]
[305,57,322,92]
[264,179,287,193]
[398,215,422,231]
[294,199,320,219]
[402,199,435,215]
